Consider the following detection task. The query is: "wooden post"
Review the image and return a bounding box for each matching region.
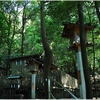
[31,72,36,99]
[76,47,86,99]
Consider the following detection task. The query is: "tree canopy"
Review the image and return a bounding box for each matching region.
[0,1,100,77]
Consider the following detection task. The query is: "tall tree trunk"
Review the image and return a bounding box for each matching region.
[6,13,14,75]
[7,14,12,56]
[40,1,52,99]
[78,2,93,99]
[94,1,100,22]
[6,14,16,75]
[21,5,26,56]
[92,22,97,98]
[6,14,11,75]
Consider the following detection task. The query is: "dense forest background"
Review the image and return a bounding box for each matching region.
[0,1,100,77]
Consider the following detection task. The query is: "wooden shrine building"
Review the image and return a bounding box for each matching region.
[8,54,60,86]
[0,54,78,99]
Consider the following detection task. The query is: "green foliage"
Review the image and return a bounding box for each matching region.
[0,1,100,75]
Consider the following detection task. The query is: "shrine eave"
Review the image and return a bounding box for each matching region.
[62,22,94,38]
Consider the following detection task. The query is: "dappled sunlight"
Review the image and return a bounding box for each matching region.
[61,71,78,88]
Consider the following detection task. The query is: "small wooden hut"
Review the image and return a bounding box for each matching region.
[8,54,60,88]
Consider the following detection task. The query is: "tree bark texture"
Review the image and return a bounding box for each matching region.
[7,14,15,75]
[78,2,93,99]
[40,1,52,99]
[21,5,26,56]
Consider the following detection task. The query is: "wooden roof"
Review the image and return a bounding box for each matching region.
[8,54,58,71]
[62,22,94,38]
[26,58,58,71]
[8,75,23,79]
[9,54,40,61]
